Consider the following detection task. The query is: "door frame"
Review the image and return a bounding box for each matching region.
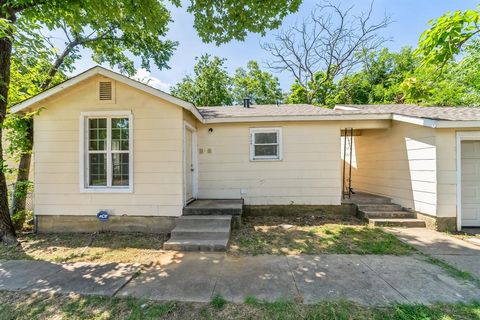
[455,131,480,230]
[183,121,198,206]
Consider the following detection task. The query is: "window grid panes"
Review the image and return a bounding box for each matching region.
[86,116,130,189]
[252,129,281,160]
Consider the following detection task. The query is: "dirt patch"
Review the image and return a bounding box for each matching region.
[0,232,170,265]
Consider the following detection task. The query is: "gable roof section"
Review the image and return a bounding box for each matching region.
[10,66,204,122]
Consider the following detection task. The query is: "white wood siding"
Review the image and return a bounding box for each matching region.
[351,122,438,215]
[197,122,342,205]
[34,76,185,217]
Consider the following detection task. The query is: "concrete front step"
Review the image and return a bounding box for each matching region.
[171,229,230,239]
[369,218,426,228]
[175,215,232,229]
[183,199,243,216]
[163,238,230,252]
[164,215,232,251]
[363,211,416,219]
[357,204,402,212]
[348,192,392,204]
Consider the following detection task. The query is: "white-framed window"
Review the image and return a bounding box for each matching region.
[80,111,133,192]
[250,127,283,161]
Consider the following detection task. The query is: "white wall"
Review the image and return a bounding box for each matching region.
[196,121,343,205]
[34,75,185,217]
[351,121,438,215]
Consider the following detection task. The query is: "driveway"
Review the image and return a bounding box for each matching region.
[387,227,480,279]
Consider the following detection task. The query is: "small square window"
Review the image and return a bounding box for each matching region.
[250,128,282,161]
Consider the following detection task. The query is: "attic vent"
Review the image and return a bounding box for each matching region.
[99,81,113,101]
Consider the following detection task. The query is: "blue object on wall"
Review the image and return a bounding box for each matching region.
[97,210,109,222]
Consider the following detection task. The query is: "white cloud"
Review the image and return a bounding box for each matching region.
[131,68,171,93]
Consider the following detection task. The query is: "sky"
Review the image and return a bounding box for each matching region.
[68,0,479,92]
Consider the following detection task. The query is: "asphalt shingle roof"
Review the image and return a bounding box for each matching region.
[196,104,480,121]
[337,104,480,121]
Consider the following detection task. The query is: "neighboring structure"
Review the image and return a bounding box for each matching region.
[11,66,480,233]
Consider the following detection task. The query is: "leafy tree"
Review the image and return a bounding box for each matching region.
[171,54,233,106]
[231,61,282,104]
[0,0,303,243]
[402,40,480,106]
[286,71,336,106]
[334,47,418,105]
[189,0,302,44]
[416,6,480,67]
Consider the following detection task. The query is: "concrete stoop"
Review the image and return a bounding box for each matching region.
[352,193,426,228]
[163,215,232,251]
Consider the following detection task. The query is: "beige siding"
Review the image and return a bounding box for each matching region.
[436,128,480,218]
[197,121,342,205]
[34,75,185,217]
[435,129,457,217]
[351,122,438,215]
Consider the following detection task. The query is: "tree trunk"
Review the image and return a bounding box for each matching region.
[11,120,32,226]
[0,32,18,244]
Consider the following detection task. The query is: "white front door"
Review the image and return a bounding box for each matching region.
[461,140,480,227]
[185,127,194,202]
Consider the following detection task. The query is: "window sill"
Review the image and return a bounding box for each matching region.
[80,187,133,193]
[250,158,283,162]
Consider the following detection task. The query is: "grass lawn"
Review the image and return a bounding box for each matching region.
[0,291,479,320]
[0,214,414,264]
[0,232,170,265]
[229,215,414,255]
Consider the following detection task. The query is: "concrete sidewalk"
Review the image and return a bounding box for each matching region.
[387,228,480,279]
[1,253,479,306]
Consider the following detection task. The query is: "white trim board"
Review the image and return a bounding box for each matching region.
[455,131,480,231]
[249,127,283,161]
[183,121,198,205]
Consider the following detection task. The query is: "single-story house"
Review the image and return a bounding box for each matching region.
[11,66,480,236]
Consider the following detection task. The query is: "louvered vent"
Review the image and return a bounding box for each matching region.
[99,81,113,101]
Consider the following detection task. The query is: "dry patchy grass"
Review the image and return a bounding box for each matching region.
[229,215,414,255]
[1,291,479,320]
[0,214,414,264]
[0,232,169,265]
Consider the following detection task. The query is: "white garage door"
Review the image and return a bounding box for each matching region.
[461,140,480,227]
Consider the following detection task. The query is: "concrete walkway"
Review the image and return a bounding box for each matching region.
[387,228,480,279]
[1,253,479,305]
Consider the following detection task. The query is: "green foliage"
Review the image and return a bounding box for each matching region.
[4,47,67,162]
[334,47,419,105]
[286,72,336,106]
[14,1,177,75]
[403,40,480,106]
[172,56,282,106]
[170,54,232,106]
[11,209,32,231]
[417,6,480,67]
[210,294,227,309]
[188,0,301,44]
[231,60,282,104]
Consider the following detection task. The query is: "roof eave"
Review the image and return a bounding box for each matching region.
[436,120,480,128]
[202,113,393,123]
